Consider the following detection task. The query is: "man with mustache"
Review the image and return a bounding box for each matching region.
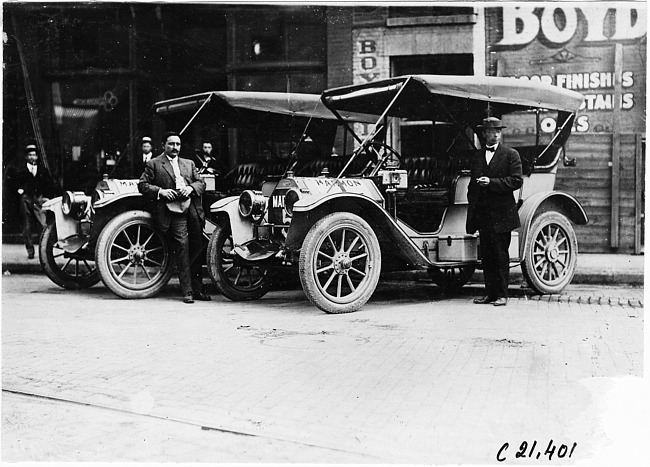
[466,117,523,307]
[138,132,210,303]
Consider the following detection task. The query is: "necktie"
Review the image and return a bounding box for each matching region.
[29,163,37,176]
[169,157,186,189]
[143,154,150,163]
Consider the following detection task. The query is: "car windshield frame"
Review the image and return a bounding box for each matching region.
[152,91,377,174]
[319,75,585,180]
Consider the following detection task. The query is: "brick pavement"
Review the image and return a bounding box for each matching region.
[1,275,645,463]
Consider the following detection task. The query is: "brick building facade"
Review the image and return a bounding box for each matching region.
[2,4,645,253]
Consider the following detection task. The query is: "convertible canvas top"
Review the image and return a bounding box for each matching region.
[154,91,375,123]
[321,75,585,121]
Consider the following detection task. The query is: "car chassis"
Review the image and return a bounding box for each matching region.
[39,91,358,299]
[210,75,588,313]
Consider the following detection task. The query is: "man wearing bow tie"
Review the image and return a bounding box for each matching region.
[12,144,51,259]
[466,117,523,307]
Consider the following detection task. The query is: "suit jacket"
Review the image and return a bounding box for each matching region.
[184,152,228,175]
[10,163,52,198]
[138,155,206,232]
[133,154,154,179]
[466,143,523,234]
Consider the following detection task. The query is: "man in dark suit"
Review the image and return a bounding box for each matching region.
[135,136,154,177]
[11,144,52,259]
[186,141,228,176]
[466,117,523,306]
[138,132,210,303]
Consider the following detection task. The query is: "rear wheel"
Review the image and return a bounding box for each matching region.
[96,211,174,299]
[299,212,381,314]
[521,211,578,294]
[428,265,475,292]
[39,222,99,289]
[206,221,272,301]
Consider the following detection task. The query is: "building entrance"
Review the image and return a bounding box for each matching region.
[391,54,473,159]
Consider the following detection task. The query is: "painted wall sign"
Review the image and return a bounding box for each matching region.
[496,5,646,47]
[490,5,646,134]
[72,90,119,112]
[352,29,389,141]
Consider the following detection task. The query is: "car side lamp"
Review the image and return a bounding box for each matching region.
[378,169,407,219]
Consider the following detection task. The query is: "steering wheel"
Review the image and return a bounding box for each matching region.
[363,142,403,176]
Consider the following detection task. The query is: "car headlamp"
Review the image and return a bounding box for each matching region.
[284,189,301,216]
[238,190,267,219]
[62,191,91,220]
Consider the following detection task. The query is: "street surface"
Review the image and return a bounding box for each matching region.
[1,274,645,464]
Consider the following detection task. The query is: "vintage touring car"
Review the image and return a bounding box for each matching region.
[208,75,587,313]
[39,91,370,298]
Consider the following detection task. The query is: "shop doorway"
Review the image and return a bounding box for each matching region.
[392,54,473,77]
[391,54,474,159]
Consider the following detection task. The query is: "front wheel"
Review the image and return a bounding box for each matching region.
[39,222,100,289]
[96,211,174,299]
[206,221,272,301]
[299,212,381,314]
[521,211,578,294]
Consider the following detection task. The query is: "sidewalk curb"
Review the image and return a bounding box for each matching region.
[381,269,644,287]
[3,261,643,287]
[2,262,43,275]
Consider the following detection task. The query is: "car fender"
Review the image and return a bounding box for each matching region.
[93,192,143,210]
[209,196,255,245]
[287,193,430,268]
[90,193,152,239]
[518,191,588,257]
[42,196,80,241]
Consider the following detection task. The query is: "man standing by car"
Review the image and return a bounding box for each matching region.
[466,117,523,306]
[11,144,52,259]
[138,132,210,303]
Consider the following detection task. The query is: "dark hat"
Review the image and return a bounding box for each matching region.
[142,136,152,143]
[478,117,506,129]
[25,144,37,152]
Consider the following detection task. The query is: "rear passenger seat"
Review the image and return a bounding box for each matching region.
[222,151,479,196]
[222,161,287,193]
[401,152,473,191]
[294,156,371,177]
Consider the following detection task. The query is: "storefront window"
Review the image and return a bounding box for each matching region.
[57,17,128,70]
[388,6,474,18]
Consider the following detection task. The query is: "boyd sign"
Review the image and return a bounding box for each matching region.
[497,5,646,46]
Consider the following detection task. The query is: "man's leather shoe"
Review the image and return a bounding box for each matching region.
[493,297,508,307]
[473,296,497,304]
[27,252,35,259]
[193,291,212,301]
[183,293,194,304]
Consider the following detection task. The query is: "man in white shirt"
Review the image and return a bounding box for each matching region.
[138,132,209,303]
[142,136,153,163]
[11,144,50,258]
[466,117,523,307]
[134,136,154,177]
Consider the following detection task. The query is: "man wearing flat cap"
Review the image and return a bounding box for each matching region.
[11,144,52,258]
[467,117,523,306]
